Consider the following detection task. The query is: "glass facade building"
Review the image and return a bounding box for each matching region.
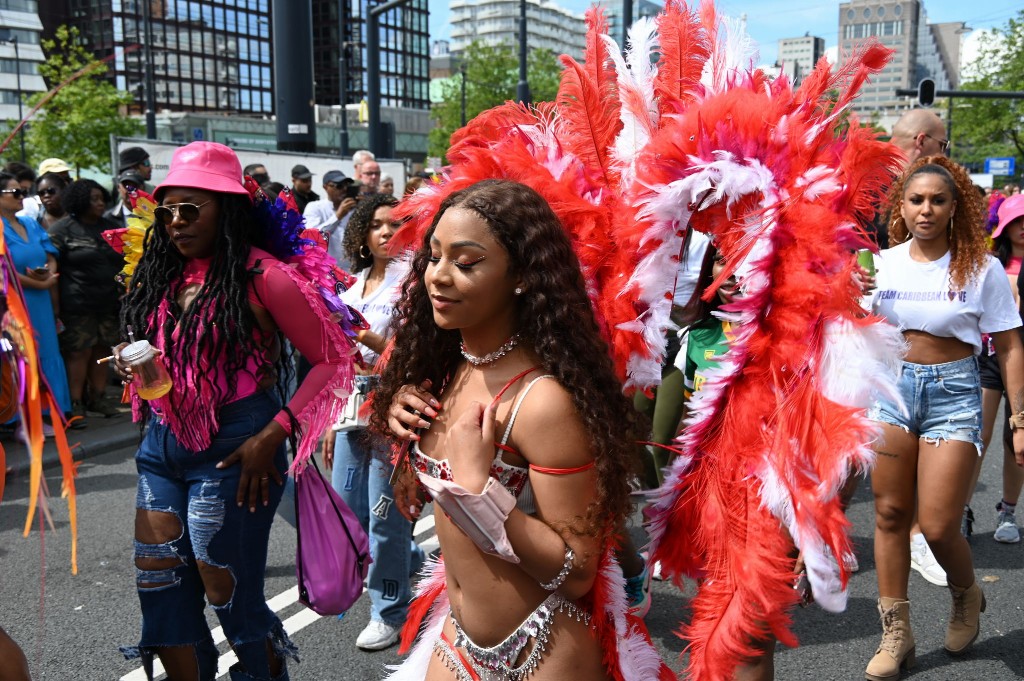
[0,0,47,124]
[311,0,430,111]
[40,0,274,114]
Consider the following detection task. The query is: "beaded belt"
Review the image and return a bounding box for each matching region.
[445,591,591,681]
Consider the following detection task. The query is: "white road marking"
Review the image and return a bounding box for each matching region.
[122,517,437,681]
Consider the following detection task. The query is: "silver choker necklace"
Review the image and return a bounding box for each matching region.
[461,334,520,366]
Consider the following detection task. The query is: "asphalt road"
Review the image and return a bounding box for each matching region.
[1,426,1022,680]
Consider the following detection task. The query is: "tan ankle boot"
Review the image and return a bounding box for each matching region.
[865,597,915,681]
[945,580,986,655]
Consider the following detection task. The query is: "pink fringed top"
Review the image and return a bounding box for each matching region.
[133,246,352,468]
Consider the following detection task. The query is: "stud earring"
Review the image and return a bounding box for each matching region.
[514,287,523,295]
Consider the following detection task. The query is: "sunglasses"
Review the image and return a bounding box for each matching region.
[923,133,951,152]
[37,187,60,197]
[154,201,211,225]
[1,188,27,199]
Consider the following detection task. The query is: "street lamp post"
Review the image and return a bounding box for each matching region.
[368,0,413,156]
[338,0,349,156]
[516,0,530,105]
[0,34,26,162]
[11,36,24,162]
[460,60,467,126]
[141,0,157,138]
[621,0,633,49]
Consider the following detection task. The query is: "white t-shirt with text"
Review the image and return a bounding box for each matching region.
[869,241,1020,354]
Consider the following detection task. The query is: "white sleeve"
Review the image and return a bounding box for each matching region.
[303,202,335,232]
[673,326,691,372]
[979,257,1022,334]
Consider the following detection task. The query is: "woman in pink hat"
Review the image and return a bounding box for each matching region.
[115,142,352,681]
[966,193,1024,547]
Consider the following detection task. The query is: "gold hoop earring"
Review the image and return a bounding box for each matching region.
[359,244,371,259]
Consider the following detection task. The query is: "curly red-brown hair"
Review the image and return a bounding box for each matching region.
[885,155,988,290]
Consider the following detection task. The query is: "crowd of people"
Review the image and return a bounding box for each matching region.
[1,100,1022,681]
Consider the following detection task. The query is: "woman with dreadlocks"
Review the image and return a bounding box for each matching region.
[114,142,351,681]
[865,156,1024,680]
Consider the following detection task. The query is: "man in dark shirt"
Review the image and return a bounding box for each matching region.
[290,164,320,214]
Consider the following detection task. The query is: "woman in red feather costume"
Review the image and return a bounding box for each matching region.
[376,180,672,681]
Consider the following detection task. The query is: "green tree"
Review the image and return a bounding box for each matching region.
[429,41,562,161]
[24,25,141,173]
[952,11,1024,176]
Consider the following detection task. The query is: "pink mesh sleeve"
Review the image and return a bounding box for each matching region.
[254,261,355,470]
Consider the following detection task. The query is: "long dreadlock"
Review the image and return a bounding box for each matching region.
[120,194,286,419]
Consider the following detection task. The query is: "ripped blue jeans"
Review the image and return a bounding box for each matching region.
[869,355,983,455]
[121,391,297,681]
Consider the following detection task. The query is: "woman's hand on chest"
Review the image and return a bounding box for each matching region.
[443,398,499,494]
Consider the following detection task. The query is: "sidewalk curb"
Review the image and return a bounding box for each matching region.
[5,428,140,477]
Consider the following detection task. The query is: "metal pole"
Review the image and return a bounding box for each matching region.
[946,95,952,147]
[141,0,156,139]
[338,0,349,156]
[12,36,23,162]
[621,0,633,49]
[460,61,467,127]
[368,0,412,156]
[895,88,1024,100]
[516,0,530,105]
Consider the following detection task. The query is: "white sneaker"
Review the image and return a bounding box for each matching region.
[994,507,1020,544]
[356,620,400,651]
[909,533,947,586]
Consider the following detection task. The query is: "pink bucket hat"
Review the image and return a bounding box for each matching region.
[155,142,249,200]
[993,194,1024,239]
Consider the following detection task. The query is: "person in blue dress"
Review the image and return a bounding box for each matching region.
[0,171,72,432]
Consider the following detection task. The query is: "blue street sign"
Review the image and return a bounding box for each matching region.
[985,157,1016,176]
[192,127,205,141]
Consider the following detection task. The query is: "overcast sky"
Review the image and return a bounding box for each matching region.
[427,0,1020,68]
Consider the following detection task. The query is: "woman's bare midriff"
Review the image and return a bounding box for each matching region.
[902,330,973,365]
[430,512,609,680]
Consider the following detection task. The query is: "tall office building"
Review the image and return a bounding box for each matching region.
[0,0,47,127]
[39,0,274,115]
[916,18,962,90]
[311,0,430,111]
[838,0,960,118]
[777,34,825,85]
[449,0,586,61]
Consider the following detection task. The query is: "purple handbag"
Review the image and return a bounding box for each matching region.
[293,456,372,616]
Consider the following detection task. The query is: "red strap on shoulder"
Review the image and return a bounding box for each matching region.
[529,461,597,475]
[492,367,540,402]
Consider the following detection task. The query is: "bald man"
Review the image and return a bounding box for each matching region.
[890,108,949,166]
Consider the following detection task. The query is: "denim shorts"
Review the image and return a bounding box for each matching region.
[869,355,982,455]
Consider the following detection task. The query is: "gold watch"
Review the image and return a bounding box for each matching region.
[1008,412,1024,431]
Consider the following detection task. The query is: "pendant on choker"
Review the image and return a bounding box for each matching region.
[461,334,520,367]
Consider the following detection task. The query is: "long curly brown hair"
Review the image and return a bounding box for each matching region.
[369,179,642,534]
[885,155,988,290]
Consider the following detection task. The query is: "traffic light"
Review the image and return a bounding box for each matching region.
[917,78,936,107]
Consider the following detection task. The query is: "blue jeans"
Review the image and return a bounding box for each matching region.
[869,355,983,455]
[121,391,297,681]
[331,428,424,626]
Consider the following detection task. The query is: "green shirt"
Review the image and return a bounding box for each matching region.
[682,318,731,399]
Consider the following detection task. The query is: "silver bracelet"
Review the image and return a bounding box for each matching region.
[539,545,575,591]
